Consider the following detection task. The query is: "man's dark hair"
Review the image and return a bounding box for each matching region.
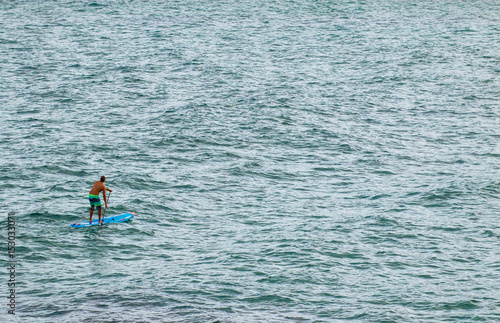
[100,176,106,182]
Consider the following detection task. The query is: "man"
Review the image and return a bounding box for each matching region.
[89,176,112,224]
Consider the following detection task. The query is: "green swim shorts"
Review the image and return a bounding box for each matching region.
[89,194,102,210]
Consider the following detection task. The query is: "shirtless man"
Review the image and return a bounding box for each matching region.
[89,176,113,224]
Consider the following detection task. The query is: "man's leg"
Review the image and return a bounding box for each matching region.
[90,207,94,223]
[98,208,102,224]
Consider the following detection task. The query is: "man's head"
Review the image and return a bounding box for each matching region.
[100,176,106,182]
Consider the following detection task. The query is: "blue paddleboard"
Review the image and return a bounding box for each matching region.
[70,212,135,228]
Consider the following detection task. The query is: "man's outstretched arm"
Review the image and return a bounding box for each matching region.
[103,191,108,208]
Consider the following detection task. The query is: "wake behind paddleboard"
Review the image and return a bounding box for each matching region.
[70,212,135,228]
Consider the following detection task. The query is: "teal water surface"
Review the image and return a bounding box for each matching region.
[1,0,500,321]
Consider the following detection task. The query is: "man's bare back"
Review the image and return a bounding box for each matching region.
[89,180,107,196]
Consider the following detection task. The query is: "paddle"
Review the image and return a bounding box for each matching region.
[101,191,111,225]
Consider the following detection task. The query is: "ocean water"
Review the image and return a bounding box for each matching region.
[1,0,500,321]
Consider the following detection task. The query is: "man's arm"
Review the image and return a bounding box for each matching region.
[103,190,108,208]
